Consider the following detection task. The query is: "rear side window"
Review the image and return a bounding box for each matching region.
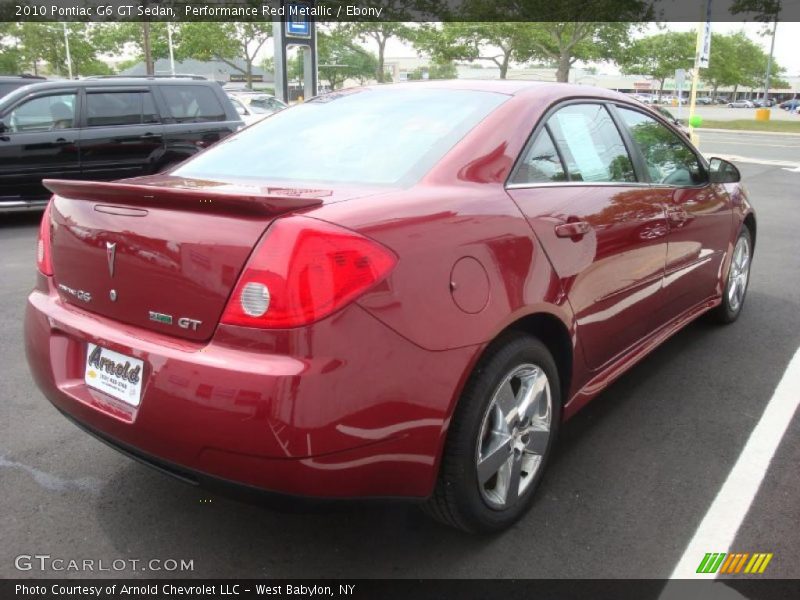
[160,85,225,123]
[547,104,635,183]
[86,91,160,127]
[617,107,706,186]
[511,128,566,184]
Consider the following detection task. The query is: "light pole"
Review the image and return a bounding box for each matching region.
[62,23,73,79]
[763,20,777,104]
[167,23,176,76]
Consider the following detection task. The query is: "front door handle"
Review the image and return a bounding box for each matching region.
[139,133,162,140]
[53,138,73,145]
[555,220,591,239]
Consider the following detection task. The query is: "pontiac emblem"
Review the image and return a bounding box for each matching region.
[106,242,116,277]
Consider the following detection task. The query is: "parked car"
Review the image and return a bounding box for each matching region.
[779,99,799,111]
[0,74,46,99]
[716,96,731,104]
[695,96,713,105]
[227,92,287,125]
[728,99,755,108]
[752,98,775,108]
[26,81,755,533]
[0,78,242,211]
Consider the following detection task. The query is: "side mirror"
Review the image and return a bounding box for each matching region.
[708,157,740,184]
[0,121,6,134]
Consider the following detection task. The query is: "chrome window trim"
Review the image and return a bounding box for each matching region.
[506,181,647,190]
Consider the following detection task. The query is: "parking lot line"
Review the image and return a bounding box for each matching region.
[668,346,800,579]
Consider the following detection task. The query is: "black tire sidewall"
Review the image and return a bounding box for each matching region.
[446,333,561,533]
[719,227,753,323]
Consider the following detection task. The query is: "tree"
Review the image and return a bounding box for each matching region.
[617,31,696,100]
[702,31,787,100]
[422,0,650,82]
[2,23,115,77]
[288,28,378,91]
[179,23,271,88]
[344,22,413,83]
[98,22,178,68]
[701,33,740,100]
[520,22,639,83]
[406,60,458,80]
[415,20,639,82]
[0,23,22,74]
[317,29,378,90]
[413,23,534,80]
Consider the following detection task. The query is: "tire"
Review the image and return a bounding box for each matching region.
[712,226,753,324]
[423,332,561,533]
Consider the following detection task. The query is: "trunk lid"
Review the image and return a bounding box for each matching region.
[43,176,376,341]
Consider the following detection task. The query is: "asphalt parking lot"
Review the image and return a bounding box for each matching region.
[1,133,798,580]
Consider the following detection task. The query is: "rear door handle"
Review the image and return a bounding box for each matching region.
[555,220,591,239]
[139,133,162,140]
[54,138,73,145]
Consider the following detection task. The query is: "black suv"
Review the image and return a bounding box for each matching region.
[0,78,243,211]
[0,75,46,100]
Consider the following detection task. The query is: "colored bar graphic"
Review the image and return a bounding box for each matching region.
[697,552,773,575]
[734,553,749,573]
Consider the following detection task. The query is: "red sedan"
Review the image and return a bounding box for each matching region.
[25,81,755,532]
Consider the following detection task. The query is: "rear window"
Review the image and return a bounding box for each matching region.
[174,88,507,186]
[160,85,225,123]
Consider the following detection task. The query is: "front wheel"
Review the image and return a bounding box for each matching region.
[712,227,753,324]
[423,333,561,533]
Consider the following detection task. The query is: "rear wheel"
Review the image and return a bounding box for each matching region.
[712,227,752,324]
[423,333,560,533]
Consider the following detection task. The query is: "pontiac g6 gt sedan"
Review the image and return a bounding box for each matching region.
[26,81,755,532]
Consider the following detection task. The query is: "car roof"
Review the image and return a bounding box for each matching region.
[9,78,216,90]
[0,78,221,108]
[357,79,634,103]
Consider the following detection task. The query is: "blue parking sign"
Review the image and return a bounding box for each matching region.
[286,3,311,38]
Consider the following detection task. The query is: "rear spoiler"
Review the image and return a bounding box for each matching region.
[42,178,326,217]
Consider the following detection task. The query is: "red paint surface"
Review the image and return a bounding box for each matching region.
[26,82,755,498]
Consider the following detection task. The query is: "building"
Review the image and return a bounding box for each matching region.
[120,58,274,90]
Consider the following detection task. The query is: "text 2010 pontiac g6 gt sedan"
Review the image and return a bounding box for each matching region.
[25,81,754,532]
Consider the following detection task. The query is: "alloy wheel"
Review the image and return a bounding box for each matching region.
[727,235,751,313]
[476,364,552,510]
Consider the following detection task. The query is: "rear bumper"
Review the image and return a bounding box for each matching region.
[25,275,479,498]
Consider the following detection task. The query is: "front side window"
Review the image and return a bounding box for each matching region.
[5,93,76,133]
[617,107,706,186]
[160,85,225,123]
[86,92,159,127]
[174,88,507,186]
[547,104,636,183]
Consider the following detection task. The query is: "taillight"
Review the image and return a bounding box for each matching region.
[36,201,53,275]
[221,217,396,328]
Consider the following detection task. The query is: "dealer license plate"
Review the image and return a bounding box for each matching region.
[84,343,144,407]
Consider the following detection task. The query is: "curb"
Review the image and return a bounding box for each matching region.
[696,127,800,137]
